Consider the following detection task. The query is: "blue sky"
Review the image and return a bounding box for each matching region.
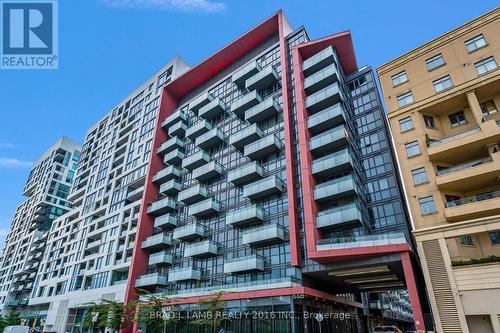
[0,0,498,245]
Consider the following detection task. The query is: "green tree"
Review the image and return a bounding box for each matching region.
[4,311,21,326]
[81,300,137,333]
[192,291,225,333]
[136,294,174,333]
[0,314,7,332]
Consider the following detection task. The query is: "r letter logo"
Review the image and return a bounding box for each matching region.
[1,0,58,69]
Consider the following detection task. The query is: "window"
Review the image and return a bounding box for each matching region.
[489,231,500,245]
[405,141,421,157]
[399,116,414,132]
[423,115,436,129]
[475,56,497,75]
[480,100,498,117]
[419,196,437,215]
[459,235,474,246]
[448,111,467,128]
[433,75,453,93]
[411,168,429,185]
[397,91,414,107]
[465,34,487,53]
[426,54,445,71]
[391,71,408,86]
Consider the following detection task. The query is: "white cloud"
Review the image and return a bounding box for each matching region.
[0,228,9,237]
[0,158,32,168]
[0,143,16,149]
[102,0,226,12]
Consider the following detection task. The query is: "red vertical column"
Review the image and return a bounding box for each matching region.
[122,89,178,333]
[401,251,426,332]
[277,12,301,267]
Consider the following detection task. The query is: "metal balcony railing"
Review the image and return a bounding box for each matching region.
[446,190,500,208]
[428,126,481,147]
[316,233,407,251]
[436,157,492,176]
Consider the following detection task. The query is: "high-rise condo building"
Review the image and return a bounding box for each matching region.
[122,11,428,333]
[0,137,81,318]
[377,7,500,333]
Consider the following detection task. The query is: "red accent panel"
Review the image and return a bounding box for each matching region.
[277,13,301,267]
[296,31,358,75]
[122,89,178,333]
[401,251,426,331]
[166,12,281,99]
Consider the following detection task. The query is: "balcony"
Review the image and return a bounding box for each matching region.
[314,174,359,202]
[148,252,173,266]
[173,223,206,242]
[231,91,262,119]
[168,267,202,282]
[178,184,208,204]
[186,120,212,141]
[227,161,264,186]
[195,128,225,150]
[309,125,347,154]
[168,120,188,138]
[243,175,284,200]
[232,60,261,88]
[161,109,187,129]
[189,198,221,218]
[159,179,182,195]
[229,124,263,150]
[436,153,500,191]
[307,103,345,134]
[224,254,265,274]
[445,190,500,222]
[316,202,363,230]
[190,92,214,115]
[245,98,282,124]
[311,148,352,178]
[147,197,177,215]
[141,233,172,250]
[135,273,168,287]
[241,223,286,246]
[302,46,336,77]
[244,135,283,160]
[226,205,264,228]
[192,161,224,183]
[126,186,144,202]
[157,137,184,156]
[316,233,407,251]
[153,214,177,230]
[152,165,181,184]
[305,82,343,114]
[303,63,339,95]
[427,120,500,162]
[163,149,185,166]
[198,98,227,120]
[182,151,211,171]
[245,65,279,91]
[184,240,218,258]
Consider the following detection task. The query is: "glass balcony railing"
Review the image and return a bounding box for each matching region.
[161,109,187,129]
[241,223,286,246]
[152,165,181,184]
[184,240,218,258]
[225,204,264,227]
[173,223,205,241]
[302,46,336,77]
[436,157,492,176]
[178,184,208,205]
[195,128,225,150]
[231,91,262,119]
[428,126,481,147]
[168,120,188,138]
[305,82,343,114]
[309,125,347,154]
[245,97,282,124]
[229,124,263,150]
[147,197,177,215]
[148,251,173,266]
[243,175,285,200]
[244,134,283,160]
[307,102,345,134]
[189,92,214,115]
[186,119,212,140]
[163,149,185,166]
[182,150,211,171]
[159,179,181,195]
[304,63,339,95]
[245,65,279,91]
[316,202,363,229]
[316,233,407,251]
[141,233,172,249]
[198,98,227,120]
[446,190,500,208]
[192,160,224,183]
[224,254,265,274]
[135,273,168,287]
[227,161,264,186]
[232,60,261,88]
[157,137,184,156]
[189,198,221,218]
[314,174,358,202]
[311,148,352,177]
[153,213,177,229]
[168,267,202,282]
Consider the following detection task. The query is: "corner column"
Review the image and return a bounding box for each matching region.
[401,251,426,333]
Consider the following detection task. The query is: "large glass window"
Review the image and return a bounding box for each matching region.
[419,196,437,215]
[465,34,487,53]
[411,167,429,185]
[397,91,414,107]
[425,54,445,71]
[480,100,498,117]
[475,56,497,75]
[399,116,414,132]
[459,235,474,246]
[423,115,436,129]
[433,75,453,93]
[448,111,467,128]
[489,231,500,245]
[405,141,421,157]
[391,71,408,86]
